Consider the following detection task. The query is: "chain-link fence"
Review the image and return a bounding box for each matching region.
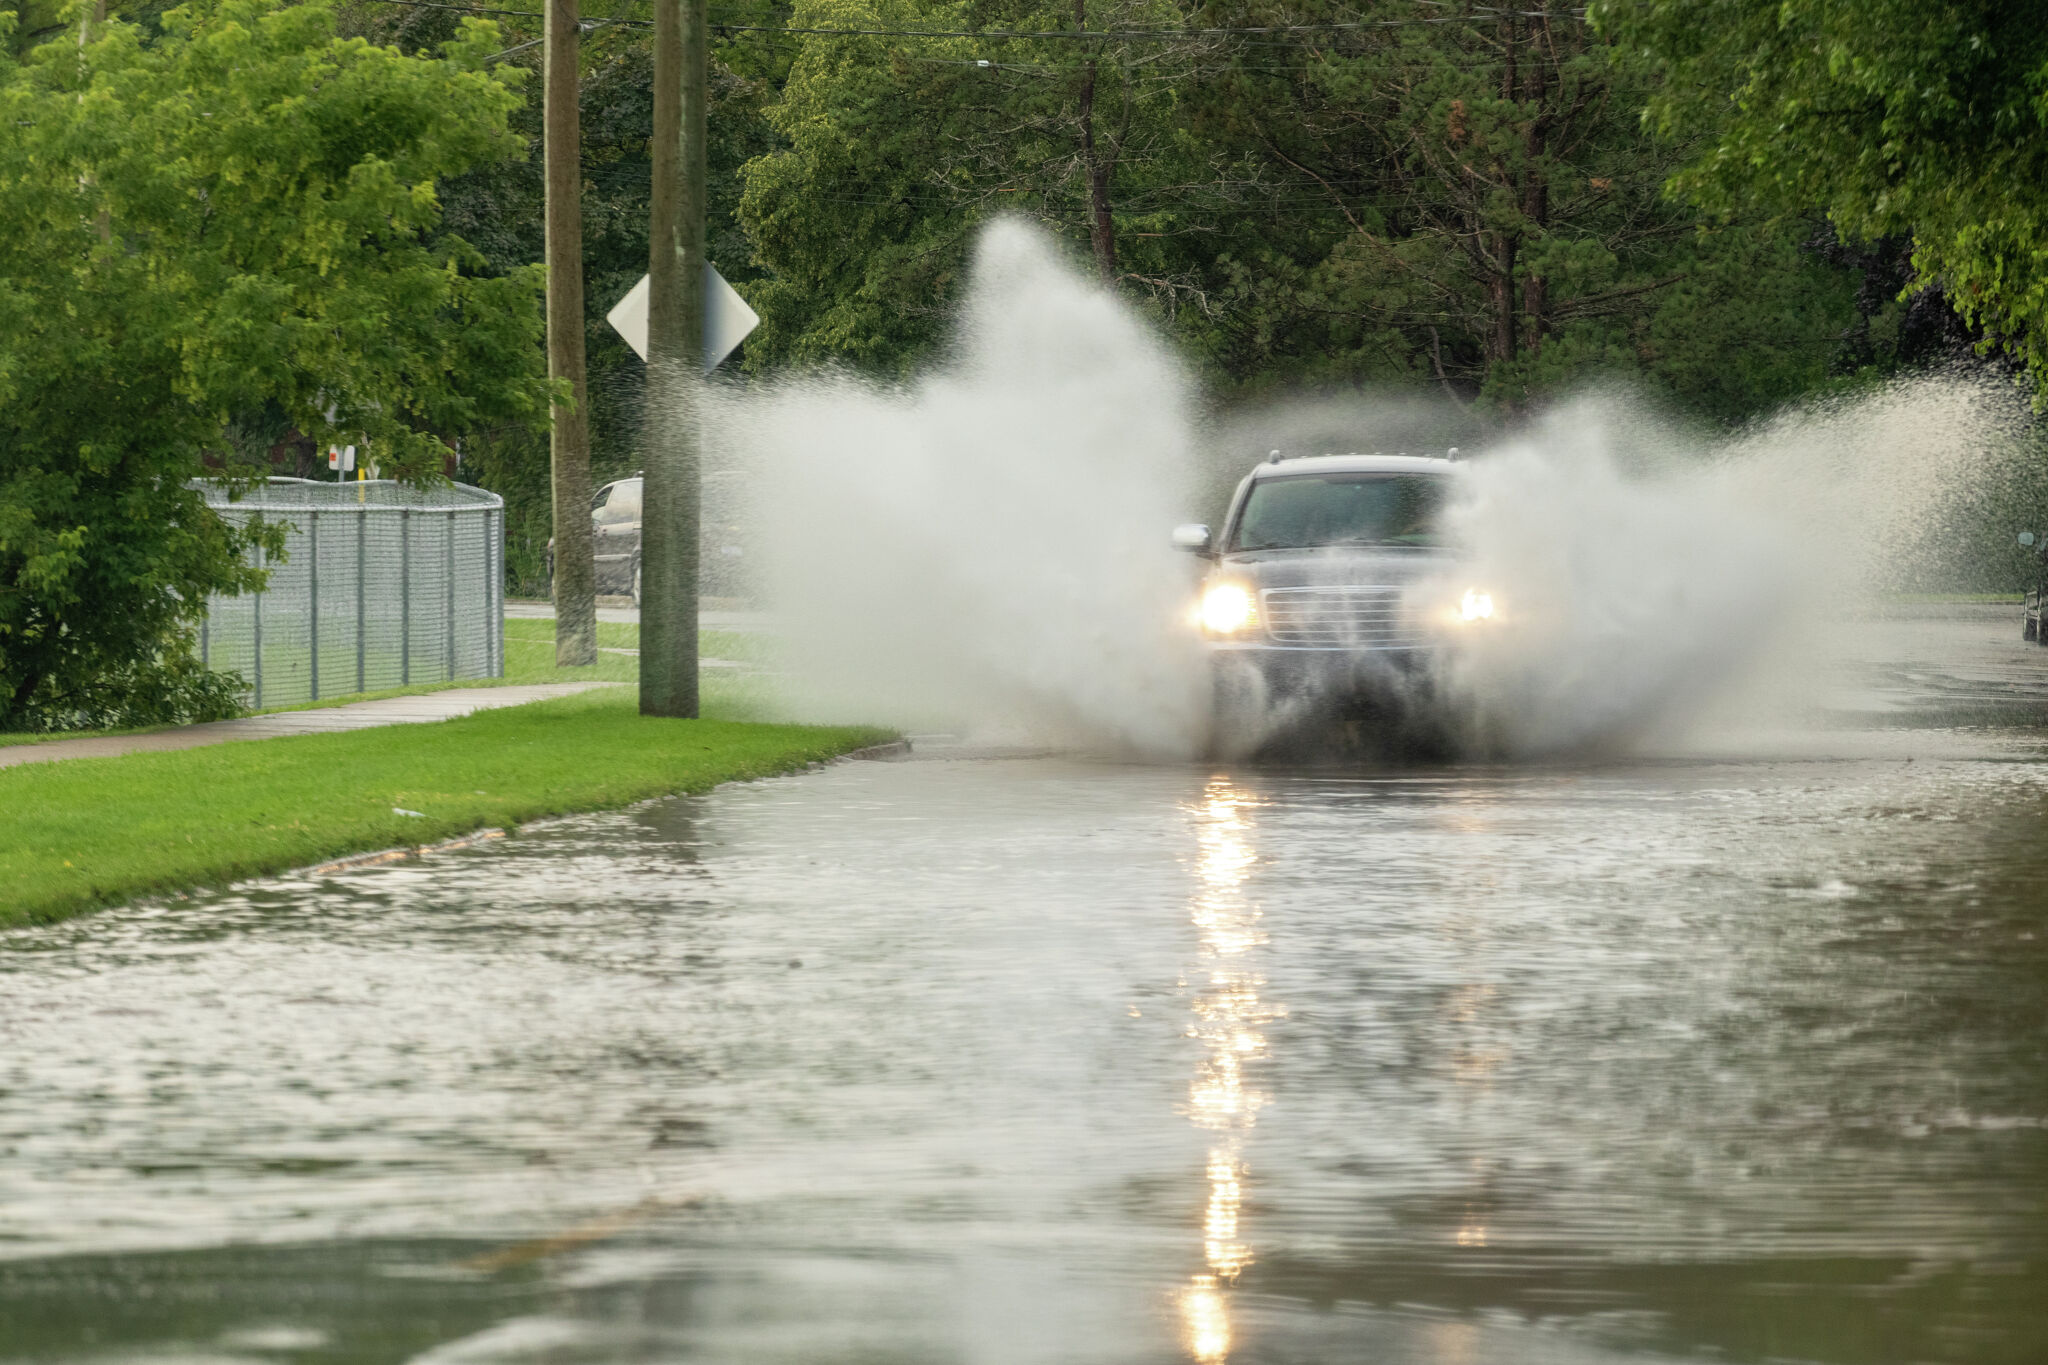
[197,478,504,707]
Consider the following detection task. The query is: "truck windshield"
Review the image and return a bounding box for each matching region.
[1231,473,1451,552]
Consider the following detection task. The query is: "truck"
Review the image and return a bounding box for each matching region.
[1174,451,1500,757]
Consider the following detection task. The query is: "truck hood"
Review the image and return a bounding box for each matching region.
[1216,547,1460,591]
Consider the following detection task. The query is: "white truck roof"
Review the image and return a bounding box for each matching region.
[1247,453,1460,479]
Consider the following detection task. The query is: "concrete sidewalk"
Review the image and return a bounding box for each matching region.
[0,684,620,771]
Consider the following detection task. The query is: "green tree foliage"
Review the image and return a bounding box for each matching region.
[1593,0,2048,402]
[737,0,1200,373]
[733,0,1863,421]
[738,0,986,371]
[5,0,68,55]
[1171,0,1863,414]
[0,0,549,727]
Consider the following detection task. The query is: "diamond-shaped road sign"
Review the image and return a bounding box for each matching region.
[605,266,760,372]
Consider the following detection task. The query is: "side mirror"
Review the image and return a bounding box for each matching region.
[2022,532,2038,548]
[1171,523,1213,555]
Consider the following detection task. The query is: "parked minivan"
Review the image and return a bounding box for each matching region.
[2020,530,2046,643]
[546,476,643,605]
[546,473,756,605]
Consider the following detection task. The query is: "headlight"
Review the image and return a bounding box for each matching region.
[1458,588,1496,622]
[1201,582,1258,635]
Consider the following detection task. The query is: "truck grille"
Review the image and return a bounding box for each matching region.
[1260,586,1425,648]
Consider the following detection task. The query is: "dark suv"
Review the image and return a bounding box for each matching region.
[1174,452,1497,753]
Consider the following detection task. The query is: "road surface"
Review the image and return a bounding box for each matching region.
[2,608,2044,1365]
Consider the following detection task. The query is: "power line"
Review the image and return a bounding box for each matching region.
[481,12,628,62]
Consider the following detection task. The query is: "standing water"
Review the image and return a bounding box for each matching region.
[4,736,2047,1362]
[6,224,2048,1363]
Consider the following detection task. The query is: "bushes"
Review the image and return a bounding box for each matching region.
[0,0,550,729]
[6,649,246,735]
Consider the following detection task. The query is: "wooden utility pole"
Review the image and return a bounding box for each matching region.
[546,0,598,667]
[640,0,707,717]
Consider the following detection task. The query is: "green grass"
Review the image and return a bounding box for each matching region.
[0,687,889,928]
[1883,592,2026,605]
[0,618,776,748]
[497,617,776,680]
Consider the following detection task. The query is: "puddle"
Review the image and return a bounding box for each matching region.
[4,734,2048,1362]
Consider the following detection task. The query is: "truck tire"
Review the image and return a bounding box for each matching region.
[1208,657,1271,761]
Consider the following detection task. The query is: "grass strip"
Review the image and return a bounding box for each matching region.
[497,620,776,680]
[0,620,771,748]
[0,687,891,928]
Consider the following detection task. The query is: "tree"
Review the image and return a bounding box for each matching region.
[735,0,1199,374]
[1592,0,2048,403]
[1162,0,1858,416]
[730,0,1860,422]
[4,0,62,55]
[736,0,989,372]
[0,0,550,728]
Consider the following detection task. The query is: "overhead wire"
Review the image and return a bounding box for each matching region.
[481,12,627,61]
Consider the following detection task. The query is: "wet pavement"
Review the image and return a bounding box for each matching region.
[4,613,2048,1365]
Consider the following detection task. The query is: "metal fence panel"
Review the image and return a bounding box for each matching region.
[197,478,505,707]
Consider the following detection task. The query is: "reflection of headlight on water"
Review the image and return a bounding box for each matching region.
[1181,1276,1231,1363]
[1201,583,1258,635]
[1458,588,1496,622]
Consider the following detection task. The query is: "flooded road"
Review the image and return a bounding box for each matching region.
[5,614,2048,1364]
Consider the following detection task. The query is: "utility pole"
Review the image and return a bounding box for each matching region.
[546,0,598,667]
[640,0,706,717]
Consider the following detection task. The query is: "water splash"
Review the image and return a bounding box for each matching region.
[1428,378,2035,756]
[707,221,1207,756]
[710,219,2037,761]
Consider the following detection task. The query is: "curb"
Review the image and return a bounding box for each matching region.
[844,739,914,761]
[289,736,908,881]
[298,827,508,878]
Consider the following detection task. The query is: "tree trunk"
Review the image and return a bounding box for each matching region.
[1521,30,1549,359]
[6,669,42,726]
[1488,14,1519,374]
[1489,235,1517,366]
[641,0,707,718]
[1075,0,1116,284]
[544,0,597,668]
